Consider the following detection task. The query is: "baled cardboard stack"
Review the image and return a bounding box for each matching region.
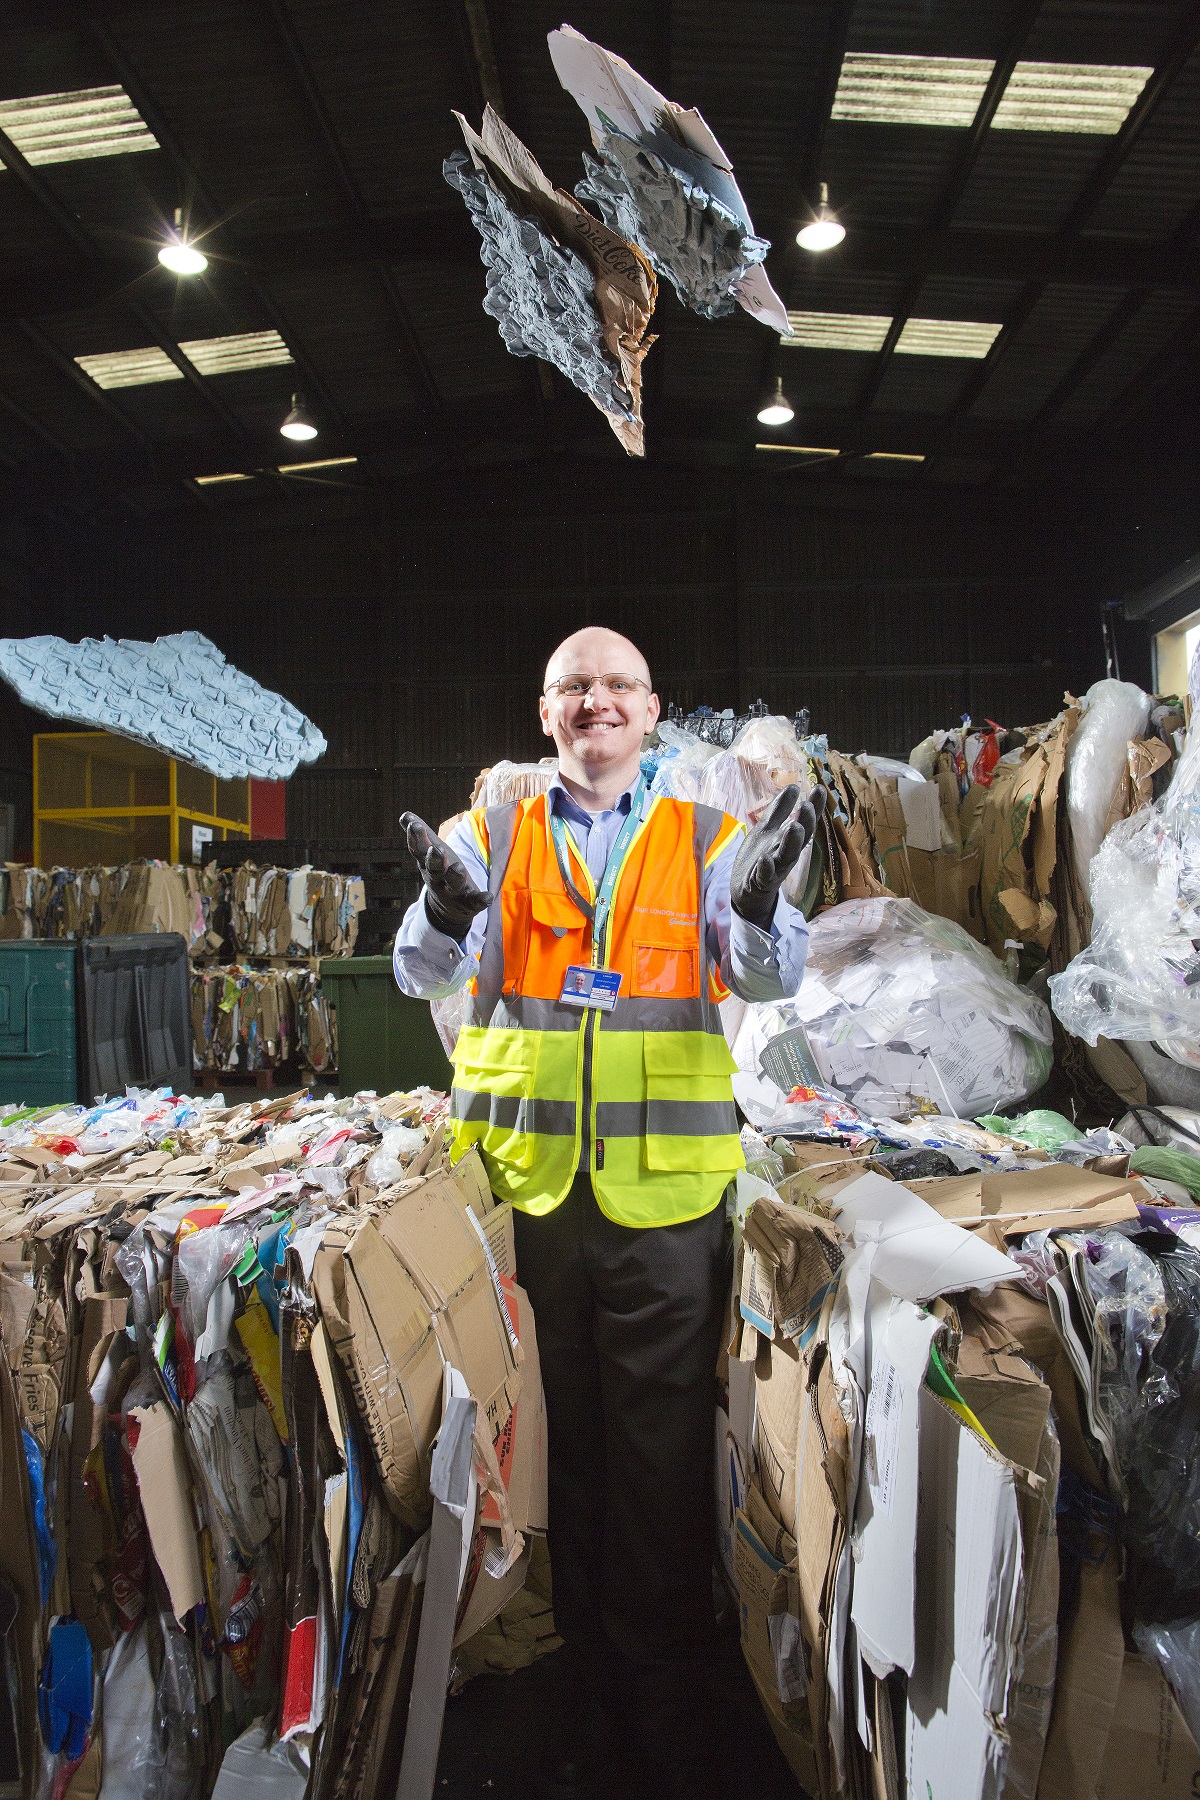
[0,1083,547,1800]
[726,1130,1200,1800]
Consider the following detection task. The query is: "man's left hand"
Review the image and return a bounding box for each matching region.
[731,783,828,931]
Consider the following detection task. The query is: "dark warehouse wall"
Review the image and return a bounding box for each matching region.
[0,463,1109,855]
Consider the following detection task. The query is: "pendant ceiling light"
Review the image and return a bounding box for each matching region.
[756,376,794,427]
[279,393,319,442]
[796,184,846,253]
[157,207,208,275]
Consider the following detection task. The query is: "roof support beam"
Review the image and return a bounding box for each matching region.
[856,0,1044,415]
[939,2,1200,440]
[86,15,350,436]
[0,122,254,446]
[1,211,1197,334]
[257,0,444,412]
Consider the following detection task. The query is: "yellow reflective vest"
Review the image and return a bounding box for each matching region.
[447,788,746,1227]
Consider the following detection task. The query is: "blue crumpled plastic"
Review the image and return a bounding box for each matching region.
[21,1431,56,1609]
[38,1617,93,1760]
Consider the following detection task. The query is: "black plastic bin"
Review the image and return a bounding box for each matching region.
[77,934,192,1100]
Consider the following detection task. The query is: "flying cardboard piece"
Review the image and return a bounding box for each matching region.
[549,23,790,333]
[445,106,656,456]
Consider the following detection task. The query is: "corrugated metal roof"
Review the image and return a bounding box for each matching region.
[0,0,1195,500]
[969,281,1129,418]
[1053,289,1199,420]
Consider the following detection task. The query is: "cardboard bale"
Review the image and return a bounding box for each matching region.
[907,843,985,941]
[0,1351,41,1786]
[376,1165,520,1449]
[734,1503,819,1798]
[1095,1654,1200,1800]
[907,1386,1025,1800]
[312,1219,444,1529]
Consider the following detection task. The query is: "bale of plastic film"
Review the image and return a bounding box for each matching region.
[734,895,1053,1124]
[1051,648,1200,1058]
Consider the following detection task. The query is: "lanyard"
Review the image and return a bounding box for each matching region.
[548,776,648,967]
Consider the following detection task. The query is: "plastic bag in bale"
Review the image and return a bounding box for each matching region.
[732,895,1052,1123]
[645,721,723,802]
[1051,648,1200,1062]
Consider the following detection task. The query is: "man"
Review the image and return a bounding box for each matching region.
[394,627,820,1796]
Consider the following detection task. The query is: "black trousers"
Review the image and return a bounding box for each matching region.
[512,1172,731,1677]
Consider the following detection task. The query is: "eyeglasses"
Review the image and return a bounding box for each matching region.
[544,672,651,699]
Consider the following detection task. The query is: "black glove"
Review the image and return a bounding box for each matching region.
[400,812,490,943]
[731,784,827,931]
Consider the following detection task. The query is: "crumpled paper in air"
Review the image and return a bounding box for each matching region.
[445,105,655,456]
[549,24,789,333]
[0,629,327,781]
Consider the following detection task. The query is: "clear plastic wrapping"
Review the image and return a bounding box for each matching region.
[1051,651,1200,1052]
[733,896,1053,1121]
[1133,1616,1200,1748]
[475,760,557,808]
[647,720,723,802]
[1064,1225,1200,1620]
[1064,677,1152,906]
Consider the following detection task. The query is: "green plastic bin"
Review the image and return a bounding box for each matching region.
[320,956,452,1097]
[0,942,78,1108]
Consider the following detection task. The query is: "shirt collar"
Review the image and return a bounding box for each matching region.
[548,771,640,821]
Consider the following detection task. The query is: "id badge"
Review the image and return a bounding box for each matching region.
[560,966,622,1011]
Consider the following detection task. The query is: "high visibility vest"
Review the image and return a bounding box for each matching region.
[447,789,746,1228]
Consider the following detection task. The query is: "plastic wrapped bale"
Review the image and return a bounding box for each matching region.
[732,896,1053,1122]
[697,714,820,906]
[475,760,558,807]
[1051,649,1200,1064]
[1065,678,1152,909]
[645,721,723,802]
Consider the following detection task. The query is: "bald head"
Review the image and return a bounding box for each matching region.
[544,626,651,693]
[539,625,659,804]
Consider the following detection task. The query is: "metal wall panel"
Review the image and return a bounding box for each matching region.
[0,471,1105,838]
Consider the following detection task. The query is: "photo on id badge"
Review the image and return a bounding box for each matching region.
[560,965,622,1010]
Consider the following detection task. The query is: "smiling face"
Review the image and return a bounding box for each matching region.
[539,626,660,793]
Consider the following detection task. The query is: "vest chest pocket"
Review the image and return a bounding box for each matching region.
[632,940,698,999]
[524,887,588,992]
[450,1030,539,1169]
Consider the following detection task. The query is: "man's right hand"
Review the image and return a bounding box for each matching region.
[400,813,491,943]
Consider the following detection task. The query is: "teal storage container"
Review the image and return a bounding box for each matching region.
[320,956,452,1097]
[0,942,78,1108]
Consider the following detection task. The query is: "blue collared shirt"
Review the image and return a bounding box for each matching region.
[393,773,808,1004]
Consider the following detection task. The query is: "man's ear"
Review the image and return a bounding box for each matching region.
[538,695,554,738]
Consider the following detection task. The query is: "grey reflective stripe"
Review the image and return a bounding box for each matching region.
[463,994,585,1033]
[692,800,730,1034]
[476,803,517,995]
[450,1090,576,1136]
[595,1098,740,1139]
[597,997,710,1033]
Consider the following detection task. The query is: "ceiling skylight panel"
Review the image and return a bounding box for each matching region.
[178,331,293,376]
[783,311,893,351]
[830,54,995,127]
[74,347,184,389]
[0,86,157,165]
[991,63,1153,133]
[894,318,1002,357]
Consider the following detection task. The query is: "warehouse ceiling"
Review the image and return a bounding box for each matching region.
[1,0,1199,517]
